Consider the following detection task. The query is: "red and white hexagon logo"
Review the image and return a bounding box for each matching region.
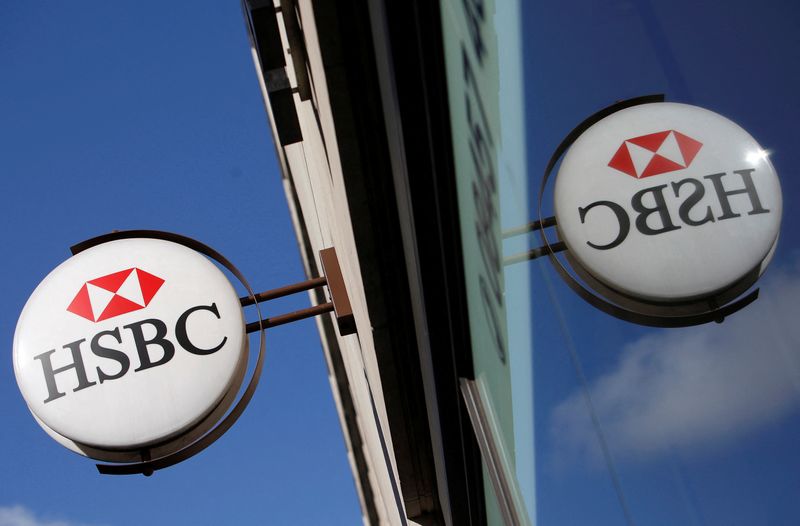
[608,130,703,179]
[66,268,165,322]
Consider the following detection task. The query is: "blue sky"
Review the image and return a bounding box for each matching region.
[0,2,361,525]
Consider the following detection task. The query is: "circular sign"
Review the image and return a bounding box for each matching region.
[13,238,247,454]
[554,102,782,308]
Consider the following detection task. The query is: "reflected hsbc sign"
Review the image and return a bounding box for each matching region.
[13,238,247,456]
[554,103,782,305]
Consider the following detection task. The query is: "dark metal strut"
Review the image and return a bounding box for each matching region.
[240,246,356,336]
[245,302,334,333]
[240,276,327,306]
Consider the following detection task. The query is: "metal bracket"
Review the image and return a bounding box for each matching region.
[502,216,566,266]
[241,247,356,336]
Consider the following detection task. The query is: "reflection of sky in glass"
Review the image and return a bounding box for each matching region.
[518,0,800,524]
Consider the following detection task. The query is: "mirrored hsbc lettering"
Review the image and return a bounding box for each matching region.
[33,303,227,404]
[578,169,770,250]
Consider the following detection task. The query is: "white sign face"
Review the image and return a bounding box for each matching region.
[13,238,247,452]
[554,102,782,304]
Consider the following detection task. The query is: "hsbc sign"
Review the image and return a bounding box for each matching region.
[553,102,782,310]
[13,238,248,460]
[12,231,353,475]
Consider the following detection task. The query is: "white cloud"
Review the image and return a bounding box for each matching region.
[551,258,800,466]
[0,506,95,526]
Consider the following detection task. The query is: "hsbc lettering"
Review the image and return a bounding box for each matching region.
[577,168,770,250]
[33,302,227,404]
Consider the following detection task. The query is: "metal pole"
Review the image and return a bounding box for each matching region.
[245,302,335,333]
[240,276,328,306]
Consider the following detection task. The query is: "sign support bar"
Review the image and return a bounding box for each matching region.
[241,246,356,336]
[245,303,334,332]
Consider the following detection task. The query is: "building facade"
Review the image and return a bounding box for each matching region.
[243,0,800,524]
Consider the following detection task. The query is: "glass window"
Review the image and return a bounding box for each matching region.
[518,1,800,524]
[442,0,798,523]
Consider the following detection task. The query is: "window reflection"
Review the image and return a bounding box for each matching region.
[512,0,800,524]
